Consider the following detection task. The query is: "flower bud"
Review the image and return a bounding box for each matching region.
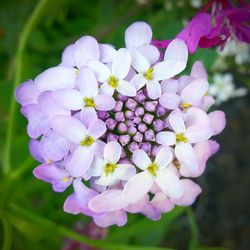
[97,111,109,120]
[145,101,158,112]
[105,118,117,130]
[135,107,145,116]
[133,116,142,125]
[133,132,143,143]
[117,122,128,134]
[143,113,154,124]
[134,90,146,103]
[128,126,137,136]
[153,119,165,132]
[107,133,118,142]
[119,135,130,146]
[140,142,152,154]
[117,93,129,102]
[125,98,137,111]
[145,129,155,141]
[156,105,166,117]
[115,112,125,122]
[138,123,147,133]
[125,110,134,119]
[128,142,140,153]
[113,101,123,112]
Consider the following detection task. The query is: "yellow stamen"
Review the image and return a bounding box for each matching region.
[47,159,52,164]
[108,75,119,89]
[176,133,188,143]
[104,163,117,176]
[144,68,154,80]
[80,136,95,146]
[63,177,69,183]
[83,97,96,108]
[180,102,192,109]
[75,68,79,76]
[204,91,209,96]
[147,162,158,176]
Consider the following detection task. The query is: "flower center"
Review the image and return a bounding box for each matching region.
[84,97,96,108]
[180,102,192,110]
[63,177,69,182]
[144,68,154,80]
[147,162,158,176]
[108,75,119,89]
[176,133,188,143]
[104,163,117,176]
[80,136,95,146]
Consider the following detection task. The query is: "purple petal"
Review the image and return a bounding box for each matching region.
[95,94,115,111]
[87,119,106,140]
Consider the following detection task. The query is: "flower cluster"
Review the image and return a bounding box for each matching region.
[16,22,225,227]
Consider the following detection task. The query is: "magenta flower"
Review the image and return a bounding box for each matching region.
[16,21,226,227]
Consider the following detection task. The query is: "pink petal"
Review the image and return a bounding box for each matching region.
[99,43,116,63]
[125,21,152,49]
[87,119,106,140]
[131,73,147,90]
[117,80,136,97]
[172,179,202,206]
[159,92,180,110]
[146,80,161,100]
[87,60,110,83]
[80,108,98,128]
[136,44,160,64]
[95,94,115,111]
[61,44,75,67]
[130,49,150,73]
[122,171,154,204]
[169,113,186,133]
[190,61,208,79]
[115,164,136,180]
[208,110,226,136]
[104,141,121,164]
[89,189,127,212]
[161,79,179,94]
[185,124,212,143]
[151,192,175,213]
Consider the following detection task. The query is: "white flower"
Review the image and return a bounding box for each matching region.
[87,141,136,186]
[122,147,183,205]
[130,39,188,99]
[209,73,248,105]
[87,48,136,97]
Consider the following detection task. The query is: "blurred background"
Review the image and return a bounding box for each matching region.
[0,0,249,249]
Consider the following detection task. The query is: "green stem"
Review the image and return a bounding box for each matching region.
[187,207,199,250]
[9,203,176,250]
[0,213,12,250]
[2,0,49,175]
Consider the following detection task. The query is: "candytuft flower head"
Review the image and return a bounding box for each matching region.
[16,21,225,227]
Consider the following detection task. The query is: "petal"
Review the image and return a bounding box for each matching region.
[130,49,150,73]
[89,189,127,212]
[208,110,226,136]
[87,60,110,83]
[87,119,107,140]
[169,113,186,133]
[96,174,119,186]
[181,78,209,105]
[131,73,147,90]
[85,157,105,179]
[95,94,115,111]
[146,80,161,100]
[104,141,121,164]
[164,39,188,67]
[35,66,76,91]
[76,66,98,98]
[61,44,75,67]
[151,192,175,213]
[99,83,114,96]
[117,80,136,97]
[132,149,151,170]
[52,89,83,110]
[99,43,116,63]
[136,44,160,64]
[80,108,98,128]
[185,124,212,143]
[122,171,154,204]
[73,35,100,68]
[51,115,86,144]
[125,21,152,49]
[175,142,198,173]
[161,79,179,94]
[68,146,94,177]
[15,80,40,106]
[155,147,173,169]
[190,61,207,79]
[29,139,43,162]
[155,168,183,199]
[115,164,136,180]
[156,131,176,146]
[173,179,202,206]
[159,92,180,110]
[112,48,131,79]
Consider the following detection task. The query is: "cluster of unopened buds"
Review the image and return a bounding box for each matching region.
[16,22,226,227]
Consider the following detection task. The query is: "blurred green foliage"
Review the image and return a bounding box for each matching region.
[0,0,242,249]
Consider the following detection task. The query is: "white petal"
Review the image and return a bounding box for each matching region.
[68,146,94,177]
[155,168,183,199]
[131,73,147,90]
[169,113,186,133]
[175,142,198,173]
[155,147,173,169]
[86,157,105,178]
[115,164,136,180]
[99,83,114,96]
[156,131,176,146]
[125,21,152,49]
[132,149,151,170]
[136,44,160,64]
[52,89,83,110]
[159,92,180,110]
[96,174,119,186]
[73,36,100,68]
[130,49,150,73]
[89,189,127,212]
[185,124,212,143]
[146,80,161,100]
[99,43,116,63]
[51,115,86,144]
[87,119,106,140]
[112,48,131,79]
[104,141,121,164]
[80,108,97,128]
[122,171,153,204]
[77,66,98,98]
[35,66,76,91]
[95,95,115,111]
[161,79,179,94]
[87,60,110,83]
[117,80,136,97]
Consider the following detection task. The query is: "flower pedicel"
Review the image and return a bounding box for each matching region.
[16,22,226,227]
